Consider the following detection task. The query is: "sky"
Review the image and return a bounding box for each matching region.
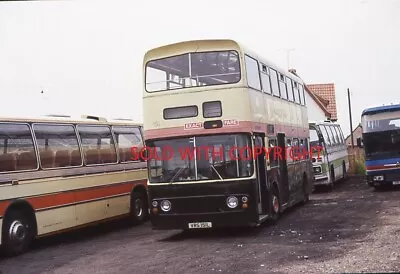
[0,0,399,137]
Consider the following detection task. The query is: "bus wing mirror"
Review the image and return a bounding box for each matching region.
[356,137,362,148]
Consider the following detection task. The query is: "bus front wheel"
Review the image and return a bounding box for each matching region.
[1,209,34,257]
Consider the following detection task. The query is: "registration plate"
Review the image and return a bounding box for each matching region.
[188,222,212,229]
[393,181,400,185]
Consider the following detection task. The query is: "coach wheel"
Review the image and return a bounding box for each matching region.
[2,210,34,257]
[270,186,280,223]
[130,192,147,225]
[342,162,347,180]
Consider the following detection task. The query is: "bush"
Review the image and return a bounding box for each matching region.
[354,159,366,175]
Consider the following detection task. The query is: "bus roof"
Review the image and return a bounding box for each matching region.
[0,114,142,126]
[143,39,303,84]
[361,104,400,116]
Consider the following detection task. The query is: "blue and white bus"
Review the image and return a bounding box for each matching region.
[359,104,400,189]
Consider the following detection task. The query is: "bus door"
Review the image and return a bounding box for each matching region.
[254,135,268,214]
[277,133,290,205]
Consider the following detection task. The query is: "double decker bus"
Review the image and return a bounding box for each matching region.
[309,121,349,189]
[359,104,400,189]
[143,39,313,230]
[0,115,148,256]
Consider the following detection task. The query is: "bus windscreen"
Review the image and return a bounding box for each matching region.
[145,51,241,92]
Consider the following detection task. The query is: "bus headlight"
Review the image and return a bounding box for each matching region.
[152,200,158,207]
[373,175,384,181]
[160,200,171,212]
[226,196,238,209]
[241,196,248,203]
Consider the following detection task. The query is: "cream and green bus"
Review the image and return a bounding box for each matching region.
[143,39,313,230]
[0,115,148,256]
[309,121,349,189]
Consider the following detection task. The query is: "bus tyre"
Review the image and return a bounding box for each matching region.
[342,162,347,180]
[130,192,148,225]
[270,186,280,224]
[1,210,34,257]
[302,175,310,204]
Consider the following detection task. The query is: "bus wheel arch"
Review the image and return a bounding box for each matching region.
[129,184,149,225]
[1,200,37,257]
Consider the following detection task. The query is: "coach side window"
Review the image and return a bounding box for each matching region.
[33,123,82,168]
[0,123,38,172]
[77,125,117,165]
[260,64,272,94]
[337,126,345,145]
[320,125,332,147]
[244,55,261,90]
[332,126,342,145]
[327,126,338,146]
[113,126,144,162]
[269,68,280,97]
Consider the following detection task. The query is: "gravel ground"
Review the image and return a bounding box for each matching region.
[0,176,399,274]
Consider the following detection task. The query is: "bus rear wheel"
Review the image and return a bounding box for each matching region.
[269,186,280,224]
[130,192,148,225]
[1,210,34,257]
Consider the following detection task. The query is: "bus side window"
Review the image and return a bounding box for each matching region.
[269,68,280,97]
[286,138,293,162]
[244,55,261,91]
[113,126,143,162]
[268,139,278,167]
[33,123,82,168]
[78,125,118,165]
[299,84,306,106]
[260,64,272,94]
[286,77,294,102]
[0,123,38,172]
[279,74,288,100]
[293,82,300,104]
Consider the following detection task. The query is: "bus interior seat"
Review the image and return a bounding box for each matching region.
[0,153,17,172]
[70,150,83,166]
[55,150,71,167]
[85,149,100,165]
[17,151,38,171]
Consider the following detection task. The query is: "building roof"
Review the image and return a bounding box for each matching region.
[361,103,400,116]
[306,83,337,121]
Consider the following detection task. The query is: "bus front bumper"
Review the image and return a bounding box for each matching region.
[313,174,329,186]
[367,173,400,187]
